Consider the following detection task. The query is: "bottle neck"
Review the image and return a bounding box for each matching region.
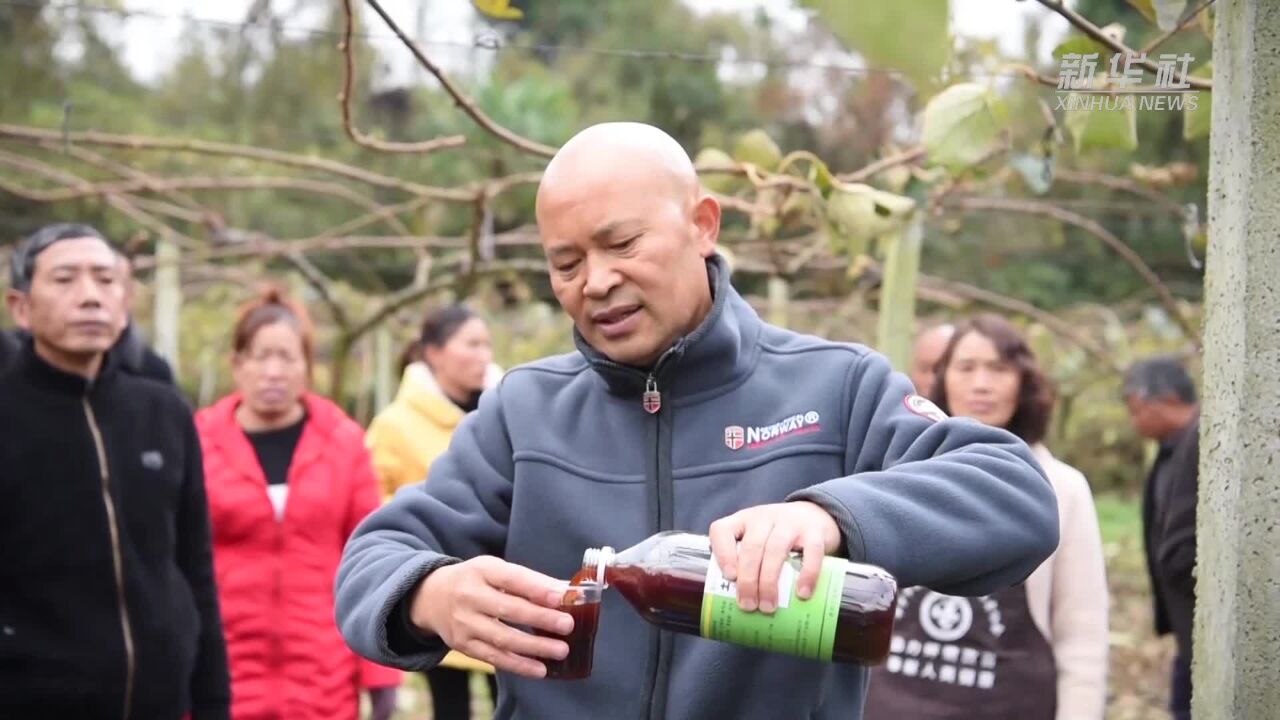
[582,546,616,588]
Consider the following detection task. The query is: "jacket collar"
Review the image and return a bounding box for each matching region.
[399,363,459,429]
[15,332,118,396]
[572,254,760,401]
[1159,412,1200,453]
[112,321,146,373]
[395,361,503,429]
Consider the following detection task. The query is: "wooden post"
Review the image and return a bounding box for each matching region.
[875,213,922,371]
[767,275,790,328]
[152,237,181,380]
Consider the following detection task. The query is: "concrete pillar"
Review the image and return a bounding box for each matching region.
[1195,1,1280,717]
[152,237,181,381]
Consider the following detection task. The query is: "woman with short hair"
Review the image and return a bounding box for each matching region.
[864,313,1109,720]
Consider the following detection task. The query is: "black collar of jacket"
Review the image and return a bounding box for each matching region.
[14,333,119,396]
[1159,412,1200,454]
[573,253,761,399]
[113,321,147,373]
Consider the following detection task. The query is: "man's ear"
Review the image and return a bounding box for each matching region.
[691,194,721,258]
[5,289,30,331]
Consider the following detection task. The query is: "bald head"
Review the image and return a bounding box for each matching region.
[535,122,720,367]
[537,122,700,222]
[910,323,955,396]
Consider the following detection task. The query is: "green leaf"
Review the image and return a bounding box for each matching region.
[824,182,917,252]
[777,151,835,195]
[922,83,1007,173]
[1064,98,1138,153]
[1052,35,1106,62]
[695,147,743,194]
[1182,61,1212,140]
[798,0,949,94]
[732,129,782,172]
[1010,153,1056,195]
[1199,6,1214,38]
[1126,0,1157,25]
[1152,0,1190,31]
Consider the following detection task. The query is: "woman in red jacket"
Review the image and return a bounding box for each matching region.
[195,287,400,720]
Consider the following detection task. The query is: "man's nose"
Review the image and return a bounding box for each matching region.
[582,255,620,299]
[73,275,107,307]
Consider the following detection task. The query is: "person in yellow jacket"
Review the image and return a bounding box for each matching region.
[365,305,502,719]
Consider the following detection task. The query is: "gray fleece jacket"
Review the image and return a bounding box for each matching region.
[335,255,1059,720]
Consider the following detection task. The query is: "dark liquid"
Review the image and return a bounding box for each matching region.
[537,601,601,679]
[603,540,897,664]
[536,568,602,680]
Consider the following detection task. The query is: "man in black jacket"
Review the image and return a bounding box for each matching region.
[1123,356,1200,720]
[0,223,230,719]
[0,252,175,385]
[0,324,16,373]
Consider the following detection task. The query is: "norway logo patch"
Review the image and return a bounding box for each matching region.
[724,425,745,450]
[724,412,821,451]
[904,394,949,423]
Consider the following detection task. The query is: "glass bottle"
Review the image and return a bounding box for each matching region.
[582,531,898,664]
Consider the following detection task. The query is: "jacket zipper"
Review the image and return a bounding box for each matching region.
[83,398,136,720]
[589,348,684,720]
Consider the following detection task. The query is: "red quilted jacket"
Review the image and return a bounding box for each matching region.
[195,393,400,720]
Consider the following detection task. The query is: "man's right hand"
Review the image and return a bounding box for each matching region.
[409,556,574,678]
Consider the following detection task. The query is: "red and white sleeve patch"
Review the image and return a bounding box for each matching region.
[903,394,949,423]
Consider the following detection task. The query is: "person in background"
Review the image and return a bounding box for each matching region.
[865,313,1108,720]
[365,304,501,719]
[1122,356,1200,720]
[194,286,400,720]
[909,322,954,395]
[112,252,177,385]
[0,222,229,718]
[0,322,17,372]
[0,250,175,384]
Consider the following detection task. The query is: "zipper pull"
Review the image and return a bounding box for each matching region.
[642,375,661,414]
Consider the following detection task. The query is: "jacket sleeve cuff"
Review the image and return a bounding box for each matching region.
[383,555,463,663]
[787,487,867,563]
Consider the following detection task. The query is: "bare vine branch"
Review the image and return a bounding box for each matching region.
[838,146,926,183]
[915,274,1120,371]
[338,0,466,154]
[1033,0,1212,90]
[0,124,467,199]
[1054,169,1189,219]
[1142,0,1216,55]
[363,0,559,158]
[943,195,1199,347]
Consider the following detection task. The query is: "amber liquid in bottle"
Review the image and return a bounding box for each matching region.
[583,531,898,664]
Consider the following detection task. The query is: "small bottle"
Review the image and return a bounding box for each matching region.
[582,531,898,664]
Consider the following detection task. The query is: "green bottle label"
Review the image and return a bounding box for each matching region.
[699,555,848,661]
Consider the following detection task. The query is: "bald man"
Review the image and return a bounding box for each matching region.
[336,123,1058,720]
[909,323,955,396]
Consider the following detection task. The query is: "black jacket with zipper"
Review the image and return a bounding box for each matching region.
[0,339,230,719]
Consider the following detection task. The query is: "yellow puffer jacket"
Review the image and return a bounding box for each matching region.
[365,361,503,674]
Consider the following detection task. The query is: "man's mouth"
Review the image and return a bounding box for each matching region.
[591,304,642,337]
[70,320,112,333]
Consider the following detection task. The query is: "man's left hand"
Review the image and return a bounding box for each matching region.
[708,501,842,614]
